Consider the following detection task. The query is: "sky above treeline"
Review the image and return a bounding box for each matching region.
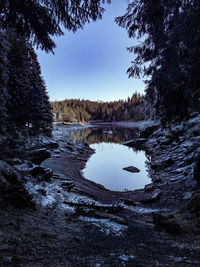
[37,1,145,102]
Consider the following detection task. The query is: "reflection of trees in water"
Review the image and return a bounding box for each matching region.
[68,127,139,145]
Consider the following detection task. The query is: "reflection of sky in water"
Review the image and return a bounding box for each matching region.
[83,142,150,191]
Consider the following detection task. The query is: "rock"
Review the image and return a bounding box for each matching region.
[0,160,21,186]
[30,166,53,181]
[153,177,162,183]
[54,149,60,153]
[61,181,75,191]
[140,189,161,204]
[123,138,147,149]
[140,125,158,138]
[189,128,200,138]
[8,190,34,208]
[123,140,135,147]
[183,192,193,200]
[27,149,51,164]
[190,111,199,118]
[123,166,140,173]
[144,184,155,192]
[150,162,160,171]
[65,145,74,151]
[152,213,181,233]
[193,155,200,184]
[159,139,171,146]
[150,158,174,171]
[75,207,127,225]
[186,193,200,213]
[41,140,59,149]
[134,138,147,149]
[121,199,136,206]
[53,155,60,158]
[83,142,89,147]
[163,158,174,168]
[5,158,24,166]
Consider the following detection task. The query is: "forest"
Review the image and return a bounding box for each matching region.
[51,93,146,122]
[1,1,200,265]
[116,0,200,125]
[0,0,111,146]
[0,0,200,141]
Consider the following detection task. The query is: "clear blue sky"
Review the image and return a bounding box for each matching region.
[37,1,145,102]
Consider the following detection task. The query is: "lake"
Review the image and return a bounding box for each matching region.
[68,126,151,191]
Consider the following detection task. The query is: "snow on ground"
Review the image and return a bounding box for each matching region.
[123,204,170,214]
[79,216,128,236]
[25,179,97,209]
[25,181,64,207]
[53,120,155,135]
[109,120,156,130]
[119,254,135,262]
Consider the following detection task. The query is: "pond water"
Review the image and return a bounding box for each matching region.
[68,126,151,191]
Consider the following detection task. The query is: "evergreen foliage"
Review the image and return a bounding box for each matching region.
[116,0,200,124]
[0,29,9,133]
[0,0,111,52]
[0,29,52,138]
[0,0,111,143]
[51,93,146,122]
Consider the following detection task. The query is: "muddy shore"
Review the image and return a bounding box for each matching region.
[0,121,200,266]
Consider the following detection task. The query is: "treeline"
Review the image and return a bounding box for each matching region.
[117,0,200,125]
[0,0,110,142]
[51,93,146,122]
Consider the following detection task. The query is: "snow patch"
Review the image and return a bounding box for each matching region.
[123,204,170,214]
[79,217,127,236]
[119,254,135,261]
[25,181,64,208]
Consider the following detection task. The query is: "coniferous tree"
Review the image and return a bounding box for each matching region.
[6,31,32,129]
[28,46,52,135]
[6,30,52,135]
[0,29,9,133]
[116,0,200,124]
[0,0,111,52]
[51,94,146,123]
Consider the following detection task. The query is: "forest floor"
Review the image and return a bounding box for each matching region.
[0,120,200,266]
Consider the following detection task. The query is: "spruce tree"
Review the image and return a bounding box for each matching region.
[28,46,52,136]
[0,29,9,134]
[6,31,52,136]
[116,0,200,124]
[0,0,111,52]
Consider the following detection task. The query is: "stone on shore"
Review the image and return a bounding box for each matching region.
[152,212,181,234]
[27,149,51,164]
[123,138,147,149]
[140,189,162,204]
[30,166,53,181]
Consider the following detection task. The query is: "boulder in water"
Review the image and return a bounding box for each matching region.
[123,166,140,173]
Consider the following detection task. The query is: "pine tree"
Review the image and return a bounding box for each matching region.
[6,30,52,136]
[116,0,200,124]
[0,0,111,52]
[6,31,32,130]
[0,29,9,133]
[28,46,52,135]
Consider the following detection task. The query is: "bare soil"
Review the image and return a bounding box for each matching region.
[1,123,200,266]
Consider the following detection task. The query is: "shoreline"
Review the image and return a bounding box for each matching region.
[0,120,200,265]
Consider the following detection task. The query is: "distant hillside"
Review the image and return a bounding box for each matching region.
[51,93,147,122]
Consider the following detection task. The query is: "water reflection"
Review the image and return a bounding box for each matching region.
[68,126,139,145]
[84,142,150,191]
[68,126,150,191]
